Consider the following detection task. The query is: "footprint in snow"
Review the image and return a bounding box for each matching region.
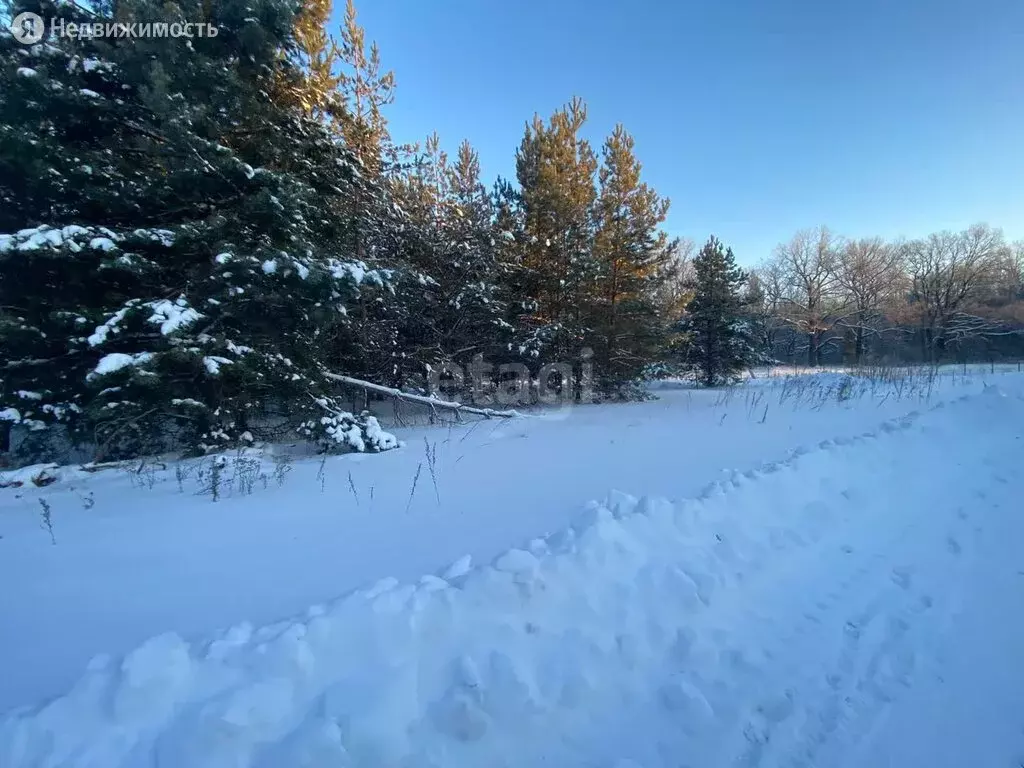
[844,621,861,641]
[890,568,913,590]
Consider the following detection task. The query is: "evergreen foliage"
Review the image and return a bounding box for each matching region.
[0,0,400,459]
[679,237,757,386]
[2,0,685,464]
[592,125,675,393]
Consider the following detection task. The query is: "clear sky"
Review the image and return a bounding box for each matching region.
[348,0,1022,265]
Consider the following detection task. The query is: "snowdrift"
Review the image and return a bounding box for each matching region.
[2,386,1022,767]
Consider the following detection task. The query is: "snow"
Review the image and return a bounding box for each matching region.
[0,225,123,254]
[310,408,400,452]
[88,236,117,251]
[170,398,205,408]
[145,298,202,335]
[360,414,401,451]
[16,67,38,78]
[18,227,63,250]
[88,351,154,379]
[87,306,133,347]
[131,228,174,246]
[80,58,110,73]
[0,463,91,489]
[1,370,1023,766]
[203,356,232,375]
[444,555,473,581]
[261,259,277,274]
[326,258,379,284]
[493,547,540,575]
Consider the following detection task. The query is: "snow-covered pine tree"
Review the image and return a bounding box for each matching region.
[742,272,778,364]
[592,125,675,396]
[490,176,543,366]
[679,236,757,386]
[389,132,453,384]
[445,139,512,368]
[0,0,400,461]
[289,0,409,391]
[390,135,511,398]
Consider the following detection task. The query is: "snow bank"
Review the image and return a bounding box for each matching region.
[0,463,92,489]
[2,386,1020,767]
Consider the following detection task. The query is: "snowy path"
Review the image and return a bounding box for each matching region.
[2,383,1022,767]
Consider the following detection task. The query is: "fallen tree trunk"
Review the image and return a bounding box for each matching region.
[323,372,520,420]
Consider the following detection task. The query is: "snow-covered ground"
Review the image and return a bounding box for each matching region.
[1,368,1023,766]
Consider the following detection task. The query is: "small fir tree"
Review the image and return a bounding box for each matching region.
[681,236,756,386]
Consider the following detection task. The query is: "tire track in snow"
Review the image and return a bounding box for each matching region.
[713,397,1017,768]
[646,391,1019,768]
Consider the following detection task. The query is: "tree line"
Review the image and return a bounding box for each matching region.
[0,0,687,461]
[747,224,1024,366]
[0,0,1019,463]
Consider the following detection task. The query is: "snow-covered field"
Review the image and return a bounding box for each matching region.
[2,368,1023,766]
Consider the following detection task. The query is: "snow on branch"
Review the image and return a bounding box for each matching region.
[322,372,520,419]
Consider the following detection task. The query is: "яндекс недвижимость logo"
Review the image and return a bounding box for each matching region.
[10,12,46,44]
[7,11,218,42]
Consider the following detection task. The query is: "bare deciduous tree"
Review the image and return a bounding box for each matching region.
[754,223,1024,365]
[904,224,1005,360]
[747,265,786,360]
[768,226,844,366]
[835,237,905,364]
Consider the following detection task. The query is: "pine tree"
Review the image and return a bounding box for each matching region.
[390,136,510,396]
[681,236,756,386]
[335,0,394,178]
[592,125,674,393]
[317,0,406,388]
[0,0,400,460]
[278,0,345,122]
[514,98,598,366]
[743,273,776,363]
[491,176,540,363]
[390,132,453,382]
[444,140,511,364]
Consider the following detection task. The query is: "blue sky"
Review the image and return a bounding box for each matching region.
[347,0,1022,265]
